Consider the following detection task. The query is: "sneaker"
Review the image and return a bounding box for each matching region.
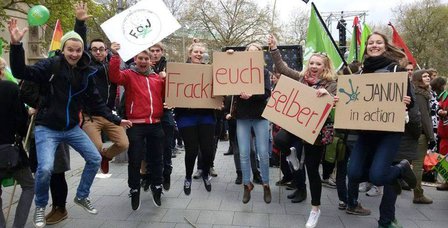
[184,179,192,195]
[275,178,293,186]
[129,188,140,210]
[378,219,403,228]
[33,207,46,228]
[338,201,347,210]
[366,186,383,197]
[45,206,68,225]
[209,167,218,177]
[322,178,337,189]
[359,182,373,192]
[74,197,98,214]
[203,176,212,192]
[305,209,321,228]
[346,202,371,215]
[163,175,171,191]
[100,149,112,174]
[152,185,163,207]
[193,169,202,179]
[287,147,300,171]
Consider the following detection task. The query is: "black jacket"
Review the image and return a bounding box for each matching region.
[234,68,271,119]
[0,80,28,144]
[10,43,121,130]
[75,19,117,111]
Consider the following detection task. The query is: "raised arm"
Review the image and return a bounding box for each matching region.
[268,34,302,80]
[74,1,92,50]
[8,18,53,83]
[108,42,128,85]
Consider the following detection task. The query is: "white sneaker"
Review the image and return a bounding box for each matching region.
[359,182,373,192]
[366,185,383,197]
[305,209,321,228]
[287,147,299,171]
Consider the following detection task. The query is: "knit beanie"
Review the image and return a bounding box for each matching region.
[60,31,84,50]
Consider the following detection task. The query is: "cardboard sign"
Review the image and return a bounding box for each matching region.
[262,76,334,144]
[334,72,408,132]
[212,51,265,96]
[166,63,223,109]
[434,155,448,181]
[100,0,181,61]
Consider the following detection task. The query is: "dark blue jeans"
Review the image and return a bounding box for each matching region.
[127,123,164,189]
[348,132,402,225]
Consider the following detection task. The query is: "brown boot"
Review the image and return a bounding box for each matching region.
[413,189,433,204]
[263,184,271,204]
[242,182,254,204]
[437,183,448,191]
[45,206,56,220]
[46,206,68,225]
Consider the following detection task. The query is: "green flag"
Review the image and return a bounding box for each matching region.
[4,67,18,84]
[304,3,345,71]
[347,17,361,64]
[0,39,3,56]
[357,23,372,62]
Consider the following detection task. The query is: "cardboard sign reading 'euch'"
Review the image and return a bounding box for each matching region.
[334,72,408,132]
[165,63,223,109]
[212,51,265,96]
[262,76,334,144]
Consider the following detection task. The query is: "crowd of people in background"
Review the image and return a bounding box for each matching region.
[1,2,448,228]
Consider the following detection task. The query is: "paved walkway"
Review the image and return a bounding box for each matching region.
[2,140,448,228]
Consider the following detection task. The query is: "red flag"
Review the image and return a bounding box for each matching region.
[48,19,63,53]
[388,22,417,66]
[353,16,361,45]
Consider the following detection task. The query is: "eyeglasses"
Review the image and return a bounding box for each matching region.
[90,47,106,52]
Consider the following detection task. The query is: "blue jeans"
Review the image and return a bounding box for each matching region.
[348,131,402,225]
[34,125,100,207]
[236,119,270,185]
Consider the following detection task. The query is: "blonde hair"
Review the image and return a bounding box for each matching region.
[301,53,335,81]
[188,38,206,55]
[245,43,263,51]
[0,57,7,80]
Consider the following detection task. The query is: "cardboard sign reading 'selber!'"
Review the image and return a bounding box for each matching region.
[262,76,334,144]
[166,63,223,109]
[212,51,265,96]
[334,72,408,132]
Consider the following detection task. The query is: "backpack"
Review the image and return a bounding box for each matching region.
[19,56,61,109]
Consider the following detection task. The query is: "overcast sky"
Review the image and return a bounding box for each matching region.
[258,0,448,26]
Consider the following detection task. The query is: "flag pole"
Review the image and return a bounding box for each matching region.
[311,3,348,67]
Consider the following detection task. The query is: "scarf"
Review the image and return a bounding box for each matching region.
[130,64,154,76]
[362,55,396,73]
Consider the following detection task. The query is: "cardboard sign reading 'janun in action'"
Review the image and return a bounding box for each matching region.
[100,0,181,61]
[334,72,408,132]
[212,51,265,96]
[165,63,223,109]
[262,76,334,144]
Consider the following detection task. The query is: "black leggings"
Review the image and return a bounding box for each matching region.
[180,124,215,179]
[50,172,67,208]
[304,144,325,206]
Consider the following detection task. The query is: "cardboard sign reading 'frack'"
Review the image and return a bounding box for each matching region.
[262,76,334,144]
[334,72,408,132]
[165,62,223,109]
[212,51,265,96]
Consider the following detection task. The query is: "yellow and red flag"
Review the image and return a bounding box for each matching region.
[48,19,63,54]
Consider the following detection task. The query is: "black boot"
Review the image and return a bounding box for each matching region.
[235,171,242,185]
[253,172,263,185]
[291,189,307,203]
[287,189,298,199]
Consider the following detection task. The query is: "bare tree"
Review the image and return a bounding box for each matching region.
[279,7,309,45]
[393,0,448,73]
[181,0,273,50]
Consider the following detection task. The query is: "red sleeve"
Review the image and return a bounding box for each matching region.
[109,55,127,85]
